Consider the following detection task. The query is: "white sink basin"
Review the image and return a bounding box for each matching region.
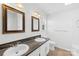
[35,38,46,42]
[3,44,29,56]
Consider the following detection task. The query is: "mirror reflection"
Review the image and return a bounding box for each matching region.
[7,10,23,30]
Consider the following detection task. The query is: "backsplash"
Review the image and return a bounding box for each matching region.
[0,35,41,49]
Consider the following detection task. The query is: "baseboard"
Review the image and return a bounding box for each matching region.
[55,45,71,52]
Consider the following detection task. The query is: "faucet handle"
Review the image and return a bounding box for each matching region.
[16,41,21,45]
[9,44,15,47]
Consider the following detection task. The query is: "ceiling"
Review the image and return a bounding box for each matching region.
[36,3,79,15]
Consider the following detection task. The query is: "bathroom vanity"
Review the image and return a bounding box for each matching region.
[0,4,49,56]
[0,35,49,56]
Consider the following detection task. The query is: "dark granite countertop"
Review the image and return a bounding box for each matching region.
[0,35,49,56]
[22,38,49,56]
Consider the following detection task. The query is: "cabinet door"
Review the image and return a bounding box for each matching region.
[40,41,49,56]
[28,48,40,56]
[45,41,49,55]
[40,44,46,56]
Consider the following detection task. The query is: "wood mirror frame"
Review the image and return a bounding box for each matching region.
[31,16,40,32]
[2,4,25,34]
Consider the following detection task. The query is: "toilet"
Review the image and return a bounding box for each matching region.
[71,45,79,56]
[47,33,56,51]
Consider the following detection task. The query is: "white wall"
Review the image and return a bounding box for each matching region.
[0,3,47,45]
[47,7,79,50]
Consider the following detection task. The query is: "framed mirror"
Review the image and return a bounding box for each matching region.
[2,4,25,34]
[31,16,40,32]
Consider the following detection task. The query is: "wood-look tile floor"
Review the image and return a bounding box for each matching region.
[48,47,72,56]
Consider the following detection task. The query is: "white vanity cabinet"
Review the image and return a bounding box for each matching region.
[28,41,49,56]
[40,41,49,56]
[28,48,40,56]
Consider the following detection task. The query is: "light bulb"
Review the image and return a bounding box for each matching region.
[64,2,72,6]
[17,3,23,8]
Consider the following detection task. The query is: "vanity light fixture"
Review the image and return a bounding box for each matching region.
[16,3,23,9]
[33,12,38,16]
[38,14,40,17]
[64,2,72,6]
[32,12,40,18]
